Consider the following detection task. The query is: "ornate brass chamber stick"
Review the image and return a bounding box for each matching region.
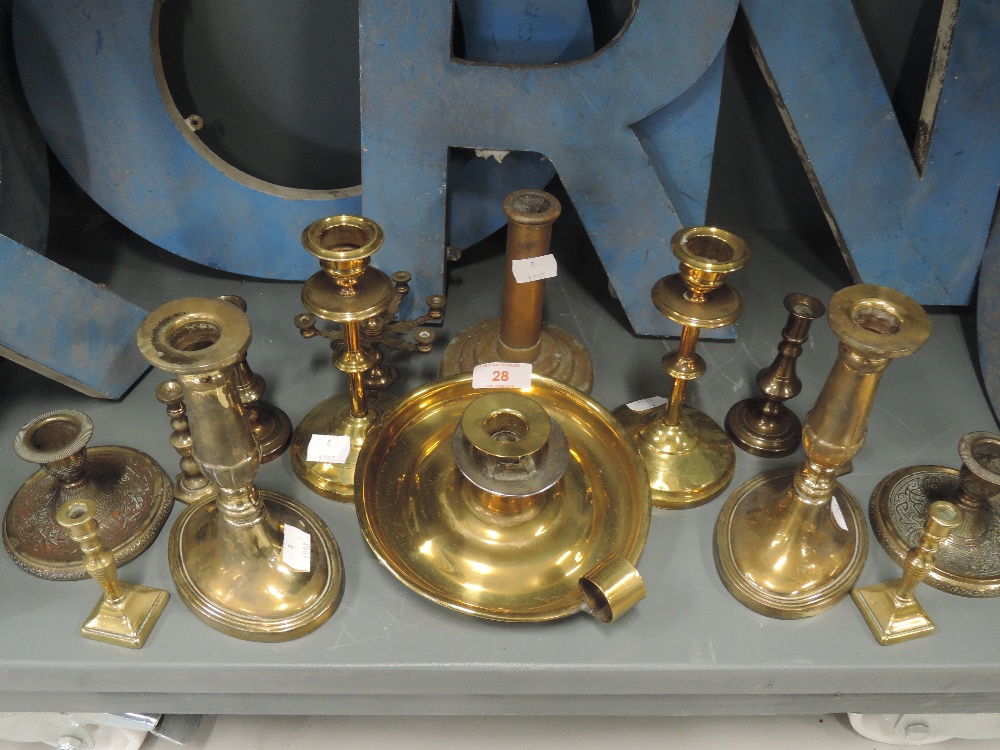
[725,292,825,457]
[715,285,932,619]
[870,432,1000,596]
[138,297,343,641]
[4,409,173,580]
[355,374,650,623]
[56,497,169,648]
[156,379,217,505]
[440,189,594,393]
[292,215,445,501]
[612,227,749,509]
[853,501,961,645]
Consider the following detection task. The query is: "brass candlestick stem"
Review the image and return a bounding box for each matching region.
[715,285,932,619]
[138,297,343,641]
[870,431,1000,596]
[56,497,169,648]
[612,227,750,508]
[725,292,825,457]
[291,215,444,502]
[440,189,594,393]
[156,380,217,505]
[852,501,961,644]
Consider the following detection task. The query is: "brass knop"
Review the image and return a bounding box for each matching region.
[155,379,217,505]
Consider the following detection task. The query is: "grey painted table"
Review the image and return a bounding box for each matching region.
[0,218,996,717]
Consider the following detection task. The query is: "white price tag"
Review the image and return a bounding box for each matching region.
[626,395,668,412]
[305,433,351,464]
[472,362,533,389]
[830,498,848,531]
[511,254,557,283]
[282,524,312,572]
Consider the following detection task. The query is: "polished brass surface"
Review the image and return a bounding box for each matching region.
[138,296,344,641]
[440,189,593,393]
[155,379,218,505]
[726,293,825,457]
[870,432,1000,597]
[715,284,932,618]
[293,215,444,501]
[355,374,651,622]
[56,497,169,648]
[4,409,173,581]
[612,227,749,508]
[852,501,961,644]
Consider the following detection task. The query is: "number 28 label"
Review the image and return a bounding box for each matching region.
[472,362,533,389]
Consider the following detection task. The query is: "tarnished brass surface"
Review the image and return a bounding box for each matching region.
[853,501,961,645]
[726,293,825,457]
[870,432,1000,597]
[613,227,749,508]
[440,190,593,393]
[355,374,651,622]
[4,409,173,581]
[155,380,217,505]
[56,497,169,648]
[138,296,343,641]
[715,284,932,619]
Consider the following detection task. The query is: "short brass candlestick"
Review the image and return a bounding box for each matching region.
[852,501,961,644]
[715,285,932,619]
[612,227,750,508]
[726,292,825,457]
[440,189,594,393]
[292,215,444,502]
[56,497,169,648]
[870,432,1000,596]
[138,297,343,641]
[156,379,217,505]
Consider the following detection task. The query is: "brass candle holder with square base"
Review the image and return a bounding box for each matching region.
[612,227,749,509]
[56,497,169,649]
[715,285,932,619]
[292,215,445,502]
[852,501,961,645]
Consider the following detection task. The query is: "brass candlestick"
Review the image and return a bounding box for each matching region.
[870,432,1000,596]
[156,379,217,505]
[715,285,932,618]
[4,409,173,580]
[725,292,825,457]
[56,497,169,648]
[440,189,594,393]
[612,227,750,508]
[852,501,961,644]
[138,297,344,641]
[292,215,444,502]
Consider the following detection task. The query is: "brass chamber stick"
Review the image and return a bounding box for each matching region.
[853,501,961,645]
[4,409,173,580]
[870,431,1000,596]
[440,189,594,393]
[725,293,825,457]
[56,497,169,648]
[715,285,932,619]
[612,227,750,509]
[156,379,217,505]
[292,215,445,501]
[138,297,344,641]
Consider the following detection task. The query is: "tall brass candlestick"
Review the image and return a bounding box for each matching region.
[715,285,931,618]
[138,297,343,641]
[156,379,217,505]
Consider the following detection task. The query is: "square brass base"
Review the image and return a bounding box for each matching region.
[851,582,934,645]
[81,583,169,649]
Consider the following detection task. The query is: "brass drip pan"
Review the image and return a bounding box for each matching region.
[355,374,651,622]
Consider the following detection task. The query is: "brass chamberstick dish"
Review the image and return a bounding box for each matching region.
[355,373,651,623]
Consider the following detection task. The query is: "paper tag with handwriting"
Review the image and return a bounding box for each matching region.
[831,498,848,531]
[472,362,532,389]
[511,254,557,283]
[306,433,351,464]
[282,524,311,572]
[626,396,668,412]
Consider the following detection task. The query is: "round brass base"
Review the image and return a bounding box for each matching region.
[611,403,734,509]
[4,446,174,580]
[254,402,293,463]
[714,468,868,619]
[724,399,802,458]
[870,466,1000,597]
[440,318,593,393]
[290,393,396,502]
[172,472,218,506]
[168,490,344,641]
